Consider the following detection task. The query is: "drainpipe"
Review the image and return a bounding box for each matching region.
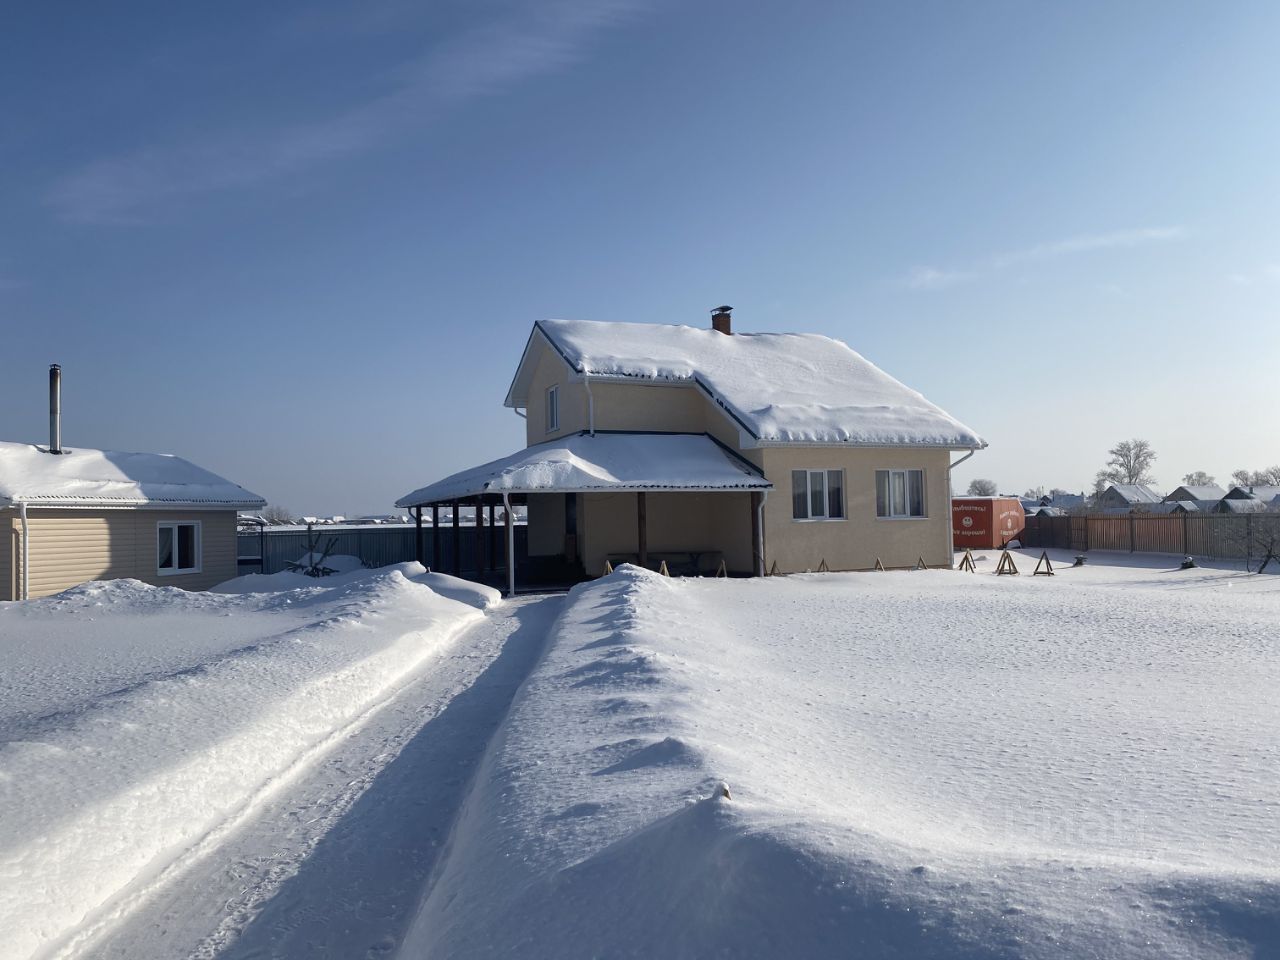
[513,407,527,420]
[755,489,768,577]
[502,493,515,598]
[584,381,595,436]
[946,450,977,566]
[19,502,29,601]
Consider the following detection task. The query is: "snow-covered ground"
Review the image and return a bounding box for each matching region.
[0,561,500,960]
[403,550,1280,959]
[4,549,1277,959]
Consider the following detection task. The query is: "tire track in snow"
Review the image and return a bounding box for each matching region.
[63,595,564,960]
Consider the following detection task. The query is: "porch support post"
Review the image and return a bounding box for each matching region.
[475,496,486,578]
[414,506,423,565]
[751,491,764,576]
[637,491,648,569]
[488,503,496,575]
[452,500,461,576]
[432,505,441,571]
[503,493,515,597]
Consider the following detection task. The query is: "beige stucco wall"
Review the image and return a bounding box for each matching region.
[1,508,240,600]
[760,447,953,573]
[525,492,567,558]
[578,490,755,576]
[521,338,751,450]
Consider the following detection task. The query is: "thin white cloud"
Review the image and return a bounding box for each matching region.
[903,226,1189,291]
[1229,263,1280,285]
[905,266,973,290]
[49,1,647,223]
[988,226,1189,269]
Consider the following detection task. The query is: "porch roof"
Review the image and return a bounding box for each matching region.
[395,432,771,508]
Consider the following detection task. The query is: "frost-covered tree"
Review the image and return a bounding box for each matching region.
[1023,485,1046,499]
[1231,466,1280,488]
[1095,438,1157,488]
[261,504,293,525]
[966,478,998,496]
[1181,471,1216,487]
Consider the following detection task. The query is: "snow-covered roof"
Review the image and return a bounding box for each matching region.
[507,320,984,448]
[1214,497,1270,515]
[0,441,265,509]
[1225,485,1280,502]
[1165,484,1226,502]
[1103,483,1161,504]
[396,432,771,507]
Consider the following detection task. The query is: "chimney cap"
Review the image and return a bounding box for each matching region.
[711,305,733,315]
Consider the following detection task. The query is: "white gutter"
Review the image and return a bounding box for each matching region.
[584,381,595,436]
[19,501,29,601]
[755,489,768,577]
[946,450,977,566]
[503,493,515,598]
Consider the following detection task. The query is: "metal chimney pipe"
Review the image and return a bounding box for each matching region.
[49,364,62,454]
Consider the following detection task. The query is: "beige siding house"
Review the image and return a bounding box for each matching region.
[397,307,984,593]
[1,441,264,601]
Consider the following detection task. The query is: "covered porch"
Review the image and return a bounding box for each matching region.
[395,432,772,596]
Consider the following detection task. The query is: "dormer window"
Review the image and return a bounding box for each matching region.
[546,384,559,433]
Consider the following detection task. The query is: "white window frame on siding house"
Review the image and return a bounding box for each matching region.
[791,469,845,521]
[157,521,202,575]
[546,384,560,433]
[875,469,927,519]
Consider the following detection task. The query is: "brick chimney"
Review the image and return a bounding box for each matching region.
[711,305,733,335]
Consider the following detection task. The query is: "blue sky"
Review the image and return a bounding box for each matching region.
[2,1,1277,513]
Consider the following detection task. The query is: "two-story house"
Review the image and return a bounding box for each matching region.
[396,307,984,593]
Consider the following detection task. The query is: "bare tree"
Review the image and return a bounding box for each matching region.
[1181,471,1216,487]
[1231,466,1280,488]
[261,504,293,525]
[1023,485,1046,499]
[1095,438,1157,489]
[966,478,998,496]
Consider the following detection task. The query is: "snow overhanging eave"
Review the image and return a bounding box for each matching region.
[745,437,988,450]
[1,495,267,510]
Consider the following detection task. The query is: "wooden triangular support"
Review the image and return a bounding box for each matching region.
[1033,551,1054,576]
[603,559,614,576]
[915,556,928,571]
[873,557,886,572]
[768,560,781,577]
[817,558,830,573]
[958,549,977,572]
[995,550,1019,576]
[658,560,670,577]
[715,558,728,578]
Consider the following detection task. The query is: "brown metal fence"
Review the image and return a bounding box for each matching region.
[1022,513,1280,565]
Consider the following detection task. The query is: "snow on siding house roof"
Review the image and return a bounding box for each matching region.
[1106,484,1162,504]
[1165,484,1226,502]
[0,441,265,509]
[396,433,771,507]
[517,320,984,448]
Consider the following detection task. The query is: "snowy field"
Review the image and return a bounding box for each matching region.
[2,549,1278,959]
[0,561,497,960]
[404,550,1280,959]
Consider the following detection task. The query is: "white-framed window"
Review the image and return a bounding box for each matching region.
[876,469,927,518]
[157,521,202,575]
[791,469,845,521]
[546,384,559,433]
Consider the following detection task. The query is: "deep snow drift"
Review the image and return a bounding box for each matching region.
[0,562,494,960]
[402,554,1280,959]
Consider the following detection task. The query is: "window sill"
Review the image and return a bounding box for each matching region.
[875,515,930,521]
[157,567,202,577]
[792,517,848,523]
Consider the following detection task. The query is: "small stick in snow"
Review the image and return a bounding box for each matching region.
[817,558,830,573]
[874,557,886,572]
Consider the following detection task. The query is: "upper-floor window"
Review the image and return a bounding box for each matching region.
[791,469,845,520]
[158,521,201,575]
[876,469,926,518]
[546,384,559,433]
